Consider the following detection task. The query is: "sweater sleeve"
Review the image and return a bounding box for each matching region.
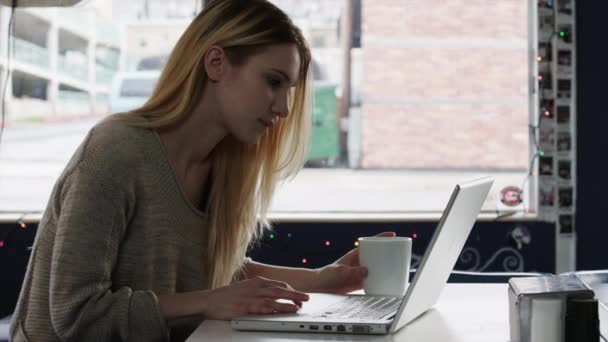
[48,164,169,342]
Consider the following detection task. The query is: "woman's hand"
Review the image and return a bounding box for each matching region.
[314,231,396,294]
[199,276,310,320]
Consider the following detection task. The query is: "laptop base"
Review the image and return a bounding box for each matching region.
[231,319,390,335]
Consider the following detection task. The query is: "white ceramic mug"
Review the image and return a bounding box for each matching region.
[358,236,412,297]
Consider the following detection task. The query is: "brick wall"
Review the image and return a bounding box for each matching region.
[361,0,529,169]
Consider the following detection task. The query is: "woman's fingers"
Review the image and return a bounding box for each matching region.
[272,301,301,313]
[255,287,308,308]
[249,298,300,314]
[241,277,310,313]
[255,277,309,302]
[256,286,309,302]
[204,277,312,320]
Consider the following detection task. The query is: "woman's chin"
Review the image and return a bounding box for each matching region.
[232,131,263,145]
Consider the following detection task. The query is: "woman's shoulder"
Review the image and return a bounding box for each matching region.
[74,115,157,172]
[91,115,151,146]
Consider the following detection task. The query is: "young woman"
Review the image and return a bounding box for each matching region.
[10,1,393,341]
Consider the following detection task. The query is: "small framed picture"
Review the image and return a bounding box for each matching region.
[558,24,572,44]
[539,121,555,151]
[557,79,571,99]
[557,132,571,152]
[540,185,555,207]
[558,50,572,66]
[539,0,553,9]
[540,72,553,90]
[558,0,573,15]
[558,187,573,208]
[557,105,570,125]
[540,13,555,33]
[541,99,554,118]
[539,156,554,176]
[558,160,571,180]
[557,50,572,74]
[559,214,574,234]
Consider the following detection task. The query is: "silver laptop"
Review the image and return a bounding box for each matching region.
[232,177,494,335]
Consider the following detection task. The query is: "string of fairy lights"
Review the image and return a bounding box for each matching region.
[262,230,418,266]
[535,0,576,237]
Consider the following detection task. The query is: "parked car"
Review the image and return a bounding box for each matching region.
[136,55,168,71]
[109,71,161,114]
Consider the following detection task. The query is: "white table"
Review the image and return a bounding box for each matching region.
[187,283,511,342]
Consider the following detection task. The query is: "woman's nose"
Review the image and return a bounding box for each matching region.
[272,96,289,118]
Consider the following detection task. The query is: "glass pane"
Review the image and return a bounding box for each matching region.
[120,78,157,97]
[0,0,532,216]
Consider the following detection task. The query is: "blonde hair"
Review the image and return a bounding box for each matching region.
[114,0,312,289]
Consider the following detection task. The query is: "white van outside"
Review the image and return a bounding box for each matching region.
[109,71,161,114]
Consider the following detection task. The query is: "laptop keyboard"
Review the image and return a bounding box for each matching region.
[312,296,402,320]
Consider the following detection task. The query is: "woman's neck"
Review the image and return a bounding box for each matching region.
[158,95,227,172]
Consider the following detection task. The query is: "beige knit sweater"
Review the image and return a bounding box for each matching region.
[10,117,213,341]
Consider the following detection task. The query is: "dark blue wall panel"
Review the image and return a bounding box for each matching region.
[0,220,555,316]
[0,222,37,317]
[575,0,608,270]
[248,221,555,273]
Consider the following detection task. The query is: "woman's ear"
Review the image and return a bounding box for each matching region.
[204,45,226,82]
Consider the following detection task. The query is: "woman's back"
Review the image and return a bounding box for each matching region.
[10,117,209,342]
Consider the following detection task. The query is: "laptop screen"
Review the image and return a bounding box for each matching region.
[390,177,493,333]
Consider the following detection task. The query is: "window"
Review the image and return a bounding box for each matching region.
[271,0,534,218]
[0,0,536,219]
[119,78,157,97]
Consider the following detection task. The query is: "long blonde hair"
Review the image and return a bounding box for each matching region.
[115,0,312,289]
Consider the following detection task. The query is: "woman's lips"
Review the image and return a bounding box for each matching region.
[259,118,273,128]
